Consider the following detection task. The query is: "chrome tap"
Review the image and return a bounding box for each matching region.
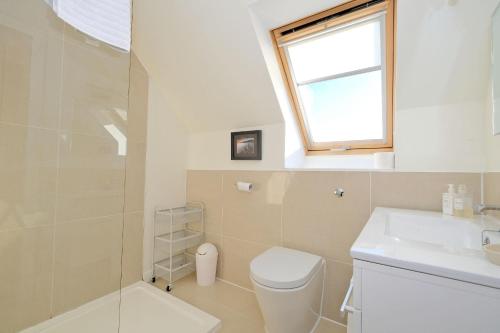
[477,205,500,246]
[482,229,500,246]
[475,204,500,215]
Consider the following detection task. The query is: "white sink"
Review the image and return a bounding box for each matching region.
[352,208,500,289]
[385,212,500,253]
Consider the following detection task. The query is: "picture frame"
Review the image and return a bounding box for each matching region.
[231,130,262,160]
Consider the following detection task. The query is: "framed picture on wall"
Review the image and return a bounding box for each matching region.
[231,130,262,160]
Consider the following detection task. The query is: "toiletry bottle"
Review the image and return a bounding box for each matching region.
[462,187,474,218]
[442,184,455,215]
[454,184,473,218]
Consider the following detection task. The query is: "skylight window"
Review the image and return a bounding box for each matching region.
[273,0,395,154]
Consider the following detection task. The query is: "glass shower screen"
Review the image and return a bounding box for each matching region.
[0,0,132,331]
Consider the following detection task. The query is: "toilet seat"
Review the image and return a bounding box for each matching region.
[250,247,322,289]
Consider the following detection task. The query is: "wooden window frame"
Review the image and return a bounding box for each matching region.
[272,0,396,155]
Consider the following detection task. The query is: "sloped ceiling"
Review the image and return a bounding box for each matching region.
[132,0,500,133]
[132,0,283,132]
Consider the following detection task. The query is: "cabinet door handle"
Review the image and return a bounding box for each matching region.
[340,278,359,314]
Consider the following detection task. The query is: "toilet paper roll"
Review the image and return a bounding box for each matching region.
[374,152,395,169]
[236,181,253,192]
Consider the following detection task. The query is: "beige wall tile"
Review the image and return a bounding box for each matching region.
[188,169,485,311]
[60,25,129,137]
[484,173,500,204]
[56,132,126,222]
[371,172,481,212]
[204,232,223,278]
[0,124,58,231]
[0,25,31,124]
[222,171,286,246]
[125,141,146,213]
[0,0,64,31]
[220,237,270,290]
[0,226,53,332]
[128,53,148,142]
[322,259,353,325]
[0,7,63,129]
[176,274,263,324]
[53,215,123,314]
[484,173,500,218]
[187,171,223,235]
[283,172,370,264]
[121,212,144,287]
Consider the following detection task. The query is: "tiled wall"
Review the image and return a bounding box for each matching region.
[485,173,500,219]
[187,170,482,325]
[0,2,146,331]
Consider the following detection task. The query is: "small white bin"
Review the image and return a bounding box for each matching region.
[196,243,218,286]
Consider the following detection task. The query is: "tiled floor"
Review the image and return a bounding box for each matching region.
[154,274,346,333]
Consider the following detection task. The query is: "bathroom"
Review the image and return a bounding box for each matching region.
[1,0,500,332]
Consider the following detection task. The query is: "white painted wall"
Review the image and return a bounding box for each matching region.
[187,123,285,170]
[395,101,486,172]
[247,7,305,169]
[250,0,497,172]
[394,0,497,172]
[135,0,500,174]
[142,78,188,280]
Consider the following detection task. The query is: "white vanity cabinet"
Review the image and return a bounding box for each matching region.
[347,259,500,333]
[348,208,500,333]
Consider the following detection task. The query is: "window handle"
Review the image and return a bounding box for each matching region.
[329,146,351,152]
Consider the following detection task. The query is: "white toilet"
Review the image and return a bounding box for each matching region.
[250,247,325,333]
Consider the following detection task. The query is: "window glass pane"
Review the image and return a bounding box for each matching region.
[298,70,384,143]
[287,19,381,83]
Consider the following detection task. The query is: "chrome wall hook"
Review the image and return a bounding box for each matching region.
[334,188,345,198]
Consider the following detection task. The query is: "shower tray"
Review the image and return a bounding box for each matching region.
[21,281,221,333]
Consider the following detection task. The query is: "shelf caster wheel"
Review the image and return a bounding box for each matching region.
[166,285,172,292]
[151,277,156,283]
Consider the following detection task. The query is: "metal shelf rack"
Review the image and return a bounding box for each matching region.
[152,203,204,292]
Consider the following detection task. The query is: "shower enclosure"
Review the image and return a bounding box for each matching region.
[0,0,147,332]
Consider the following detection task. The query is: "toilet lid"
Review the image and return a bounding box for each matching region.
[250,247,322,289]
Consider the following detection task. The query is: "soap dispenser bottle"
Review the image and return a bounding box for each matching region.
[442,184,455,215]
[454,184,473,218]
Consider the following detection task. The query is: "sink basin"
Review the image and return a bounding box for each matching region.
[351,207,500,289]
[385,212,499,253]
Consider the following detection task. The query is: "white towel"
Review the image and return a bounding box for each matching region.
[49,0,131,52]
